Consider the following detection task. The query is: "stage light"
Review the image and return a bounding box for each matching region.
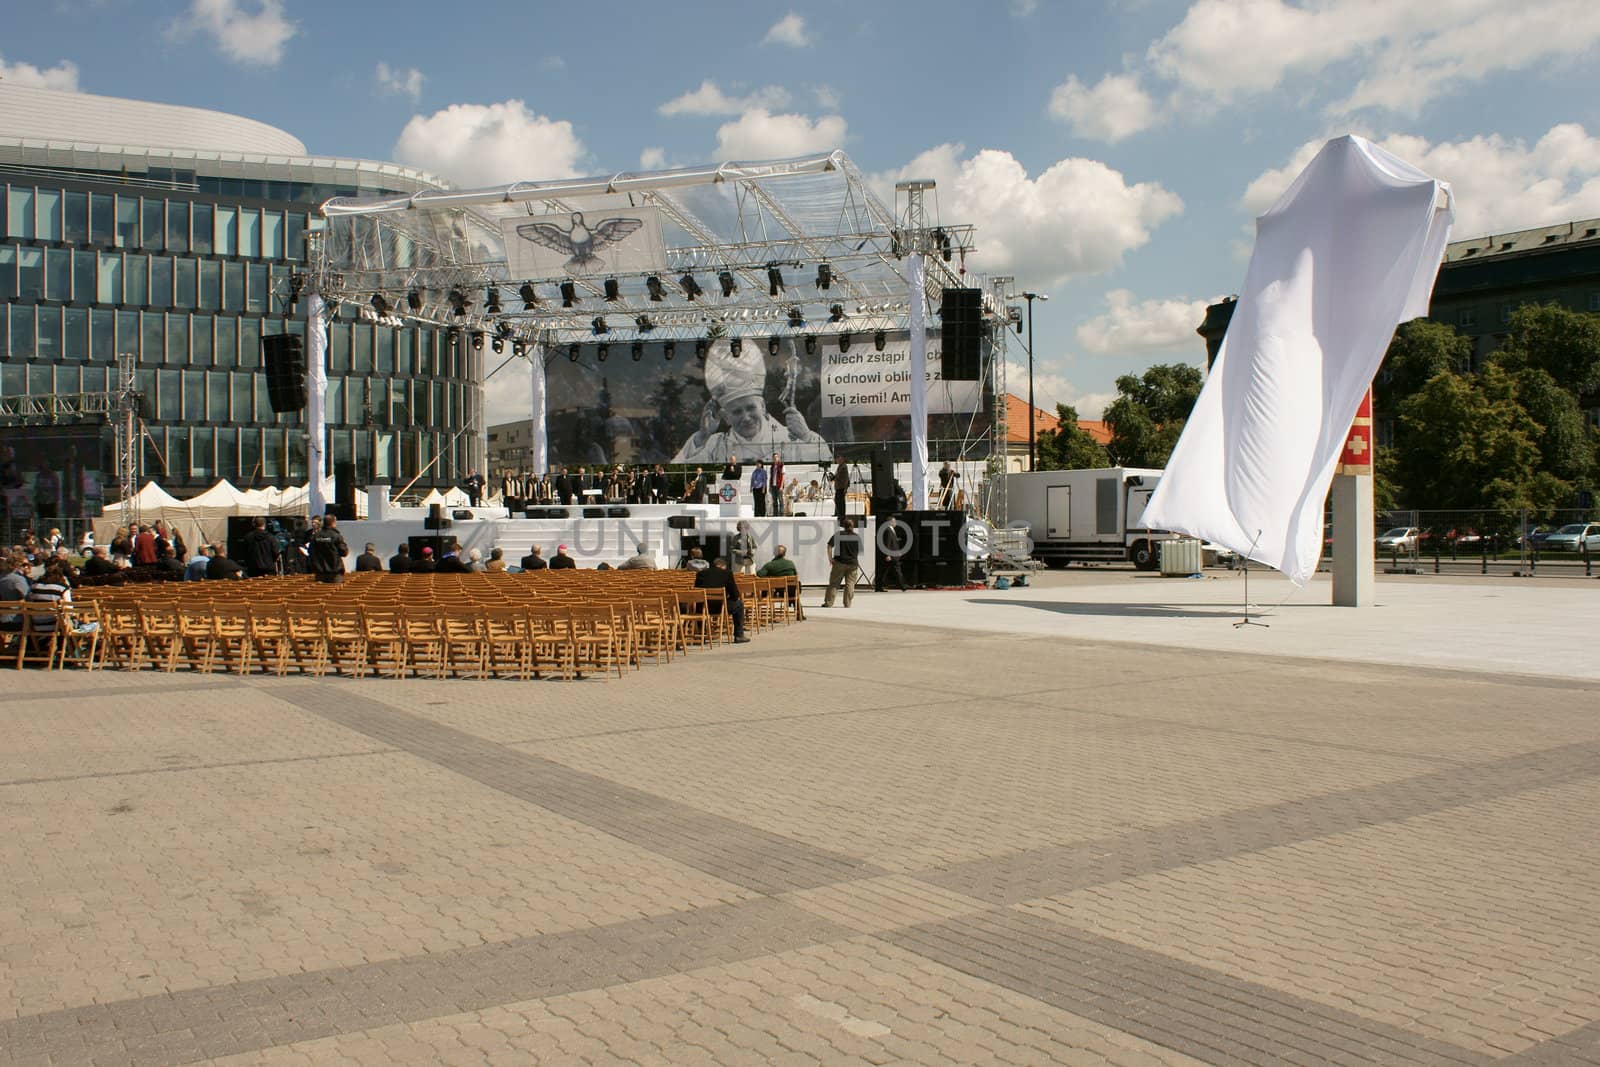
[767,337,780,357]
[568,343,581,361]
[646,275,665,301]
[787,307,804,328]
[519,283,539,309]
[631,342,644,362]
[829,304,845,322]
[406,290,422,311]
[485,286,502,314]
[839,331,852,352]
[767,266,784,296]
[718,270,737,298]
[591,317,608,335]
[603,278,621,301]
[446,326,460,343]
[560,282,579,307]
[663,341,676,361]
[695,338,709,360]
[679,273,702,300]
[730,337,743,358]
[512,340,526,357]
[471,330,484,351]
[815,263,832,290]
[635,315,654,332]
[370,293,390,315]
[448,289,469,316]
[804,335,817,355]
[874,330,886,351]
[597,343,609,361]
[492,336,504,354]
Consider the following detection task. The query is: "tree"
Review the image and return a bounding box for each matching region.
[1511,367,1596,491]
[1034,403,1108,470]
[1102,363,1203,468]
[1375,319,1472,415]
[1495,303,1600,401]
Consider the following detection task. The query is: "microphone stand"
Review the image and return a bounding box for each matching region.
[1234,530,1269,629]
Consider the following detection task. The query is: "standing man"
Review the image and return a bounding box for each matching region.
[310,513,349,584]
[938,461,960,508]
[875,520,910,592]
[555,466,574,507]
[463,469,485,508]
[240,516,280,578]
[650,464,669,504]
[769,453,785,516]
[832,457,849,518]
[823,518,862,608]
[749,460,768,518]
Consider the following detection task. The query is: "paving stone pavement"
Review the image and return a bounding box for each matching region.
[2,605,1599,1066]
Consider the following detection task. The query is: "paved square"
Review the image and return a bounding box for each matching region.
[3,579,1599,1065]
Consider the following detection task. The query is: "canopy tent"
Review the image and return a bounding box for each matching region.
[310,151,1007,516]
[92,479,335,549]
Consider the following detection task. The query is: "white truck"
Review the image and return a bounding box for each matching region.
[1005,467,1174,570]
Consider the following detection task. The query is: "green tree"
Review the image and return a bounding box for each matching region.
[1034,403,1108,470]
[1376,318,1472,415]
[1511,366,1596,490]
[1495,303,1600,400]
[1103,363,1203,468]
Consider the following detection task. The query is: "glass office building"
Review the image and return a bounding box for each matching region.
[0,83,477,503]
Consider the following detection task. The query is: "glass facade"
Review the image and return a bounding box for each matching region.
[0,165,473,494]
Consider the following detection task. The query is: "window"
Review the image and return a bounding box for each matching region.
[191,204,212,254]
[191,428,214,480]
[73,250,97,304]
[1500,303,1513,325]
[0,246,14,300]
[9,304,33,357]
[247,263,269,311]
[199,260,220,308]
[91,308,115,362]
[241,428,261,479]
[64,307,88,360]
[150,256,173,307]
[232,371,252,422]
[17,247,42,300]
[45,248,71,300]
[90,194,115,246]
[192,314,213,365]
[115,196,138,248]
[174,257,196,308]
[217,427,238,477]
[141,199,164,250]
[7,187,35,238]
[216,316,237,366]
[183,370,205,419]
[166,201,189,253]
[64,191,88,244]
[125,255,147,306]
[36,306,61,361]
[97,252,122,304]
[166,312,189,364]
[117,309,139,359]
[1589,292,1600,312]
[36,189,62,240]
[141,311,163,363]
[286,213,305,261]
[261,210,283,260]
[214,205,236,256]
[353,324,373,374]
[157,370,180,419]
[238,208,259,259]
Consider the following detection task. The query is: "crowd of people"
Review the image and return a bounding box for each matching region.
[490,453,839,515]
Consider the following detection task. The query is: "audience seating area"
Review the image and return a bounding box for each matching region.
[0,571,802,679]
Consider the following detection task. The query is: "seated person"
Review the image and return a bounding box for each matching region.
[520,545,547,571]
[355,543,384,572]
[756,544,797,577]
[409,546,438,573]
[154,546,187,581]
[692,557,750,643]
[548,544,577,570]
[388,544,411,573]
[485,547,508,572]
[80,546,121,579]
[185,546,213,582]
[206,544,245,580]
[436,549,473,574]
[681,546,709,571]
[616,543,657,570]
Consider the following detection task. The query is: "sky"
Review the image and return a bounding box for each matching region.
[6,0,1600,427]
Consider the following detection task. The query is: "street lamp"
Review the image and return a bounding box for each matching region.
[1020,292,1048,469]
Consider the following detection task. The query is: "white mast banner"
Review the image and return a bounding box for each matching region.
[1141,135,1454,585]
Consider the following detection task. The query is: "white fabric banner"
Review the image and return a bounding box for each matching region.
[501,205,667,279]
[530,349,548,474]
[1141,135,1453,585]
[819,330,983,417]
[305,291,331,518]
[907,254,929,511]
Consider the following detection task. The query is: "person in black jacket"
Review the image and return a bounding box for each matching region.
[309,514,349,584]
[354,543,384,572]
[547,544,577,570]
[520,546,547,571]
[823,518,862,607]
[388,544,411,573]
[693,557,750,643]
[206,544,245,580]
[833,457,849,517]
[555,467,573,506]
[410,546,437,573]
[239,516,280,577]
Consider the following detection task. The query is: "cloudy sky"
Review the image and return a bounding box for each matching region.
[7,0,1600,424]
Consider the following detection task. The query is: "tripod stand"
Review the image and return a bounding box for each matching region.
[1234,530,1269,628]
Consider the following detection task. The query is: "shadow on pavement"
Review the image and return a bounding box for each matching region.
[964,598,1239,620]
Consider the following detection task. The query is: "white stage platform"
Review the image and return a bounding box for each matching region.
[341,504,877,587]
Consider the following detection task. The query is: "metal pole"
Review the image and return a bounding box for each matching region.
[1020,292,1046,470]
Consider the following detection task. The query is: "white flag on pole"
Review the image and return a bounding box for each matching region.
[1141,135,1453,585]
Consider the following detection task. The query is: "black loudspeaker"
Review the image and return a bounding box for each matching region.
[526,506,569,519]
[261,334,307,413]
[607,506,630,518]
[902,510,967,561]
[225,515,256,563]
[408,534,458,560]
[332,461,356,521]
[666,514,697,530]
[911,559,967,588]
[870,451,896,499]
[939,288,983,381]
[582,506,605,518]
[680,533,729,563]
[453,509,474,520]
[424,503,452,530]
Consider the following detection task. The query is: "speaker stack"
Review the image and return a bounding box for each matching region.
[939,288,983,381]
[332,461,356,521]
[261,334,307,413]
[902,509,968,587]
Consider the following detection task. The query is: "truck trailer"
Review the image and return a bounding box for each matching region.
[1005,467,1171,569]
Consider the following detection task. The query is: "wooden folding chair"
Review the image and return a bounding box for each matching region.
[571,603,625,680]
[361,609,409,679]
[16,604,61,670]
[176,607,217,673]
[285,607,330,677]
[401,610,446,678]
[98,602,146,671]
[55,601,103,671]
[440,612,487,679]
[322,608,368,679]
[138,604,184,673]
[481,607,533,680]
[210,605,254,676]
[0,601,27,667]
[249,605,294,676]
[527,606,576,681]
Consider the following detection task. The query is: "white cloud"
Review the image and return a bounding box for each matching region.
[0,54,80,91]
[1242,125,1600,239]
[1011,0,1040,14]
[813,84,840,111]
[483,360,533,429]
[169,0,295,67]
[714,109,846,160]
[375,62,424,103]
[762,13,811,47]
[1077,289,1216,355]
[393,100,585,188]
[881,144,1183,288]
[1148,0,1600,117]
[638,146,667,170]
[1013,362,1116,419]
[659,80,791,117]
[1048,73,1156,142]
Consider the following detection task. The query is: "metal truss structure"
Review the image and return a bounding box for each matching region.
[309,150,1017,522]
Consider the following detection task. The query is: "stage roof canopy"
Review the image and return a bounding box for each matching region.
[311,150,983,344]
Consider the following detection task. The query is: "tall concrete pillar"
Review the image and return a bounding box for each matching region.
[1331,473,1374,606]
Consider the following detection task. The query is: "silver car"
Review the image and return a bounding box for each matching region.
[1541,522,1600,553]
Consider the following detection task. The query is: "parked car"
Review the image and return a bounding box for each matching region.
[1541,522,1600,553]
[1517,525,1550,548]
[1375,526,1421,552]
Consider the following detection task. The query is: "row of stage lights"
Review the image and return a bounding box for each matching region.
[460,327,893,360]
